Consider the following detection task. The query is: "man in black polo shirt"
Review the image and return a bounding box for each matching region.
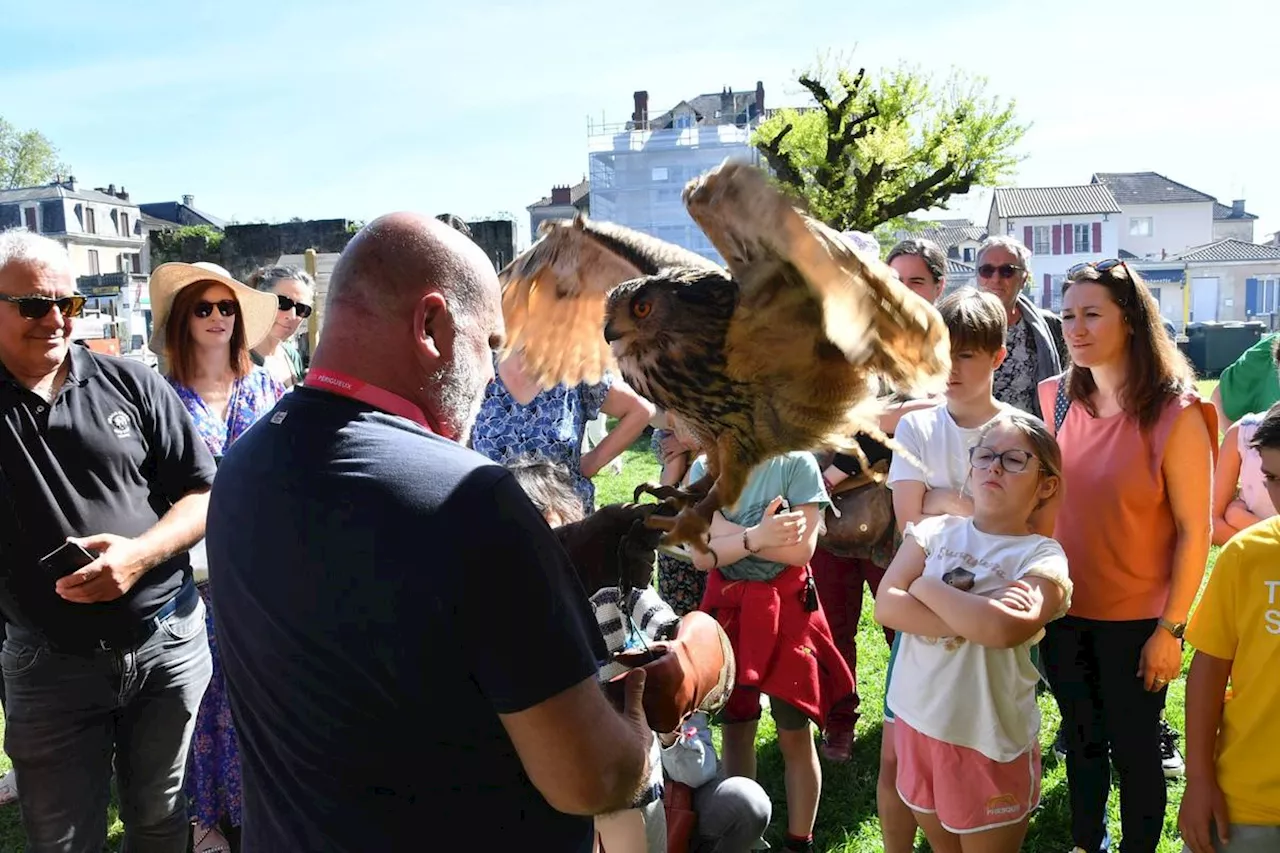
[0,228,216,853]
[207,213,653,851]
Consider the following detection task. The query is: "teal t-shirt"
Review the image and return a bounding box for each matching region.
[689,451,830,581]
[1219,333,1280,423]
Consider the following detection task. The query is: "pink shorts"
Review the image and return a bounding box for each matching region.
[894,718,1041,834]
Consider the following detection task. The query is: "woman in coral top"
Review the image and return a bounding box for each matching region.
[1036,259,1216,853]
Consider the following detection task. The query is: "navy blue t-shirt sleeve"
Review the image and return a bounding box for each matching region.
[461,470,607,715]
[138,369,217,503]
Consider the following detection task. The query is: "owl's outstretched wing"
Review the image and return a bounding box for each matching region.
[500,215,721,389]
[682,160,950,398]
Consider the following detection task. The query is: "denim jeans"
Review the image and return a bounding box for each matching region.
[692,775,772,853]
[2,584,212,853]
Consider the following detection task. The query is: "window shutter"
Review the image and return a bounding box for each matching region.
[1052,225,1062,255]
[1043,273,1052,308]
[1024,226,1034,252]
[1245,278,1259,316]
[1092,222,1102,254]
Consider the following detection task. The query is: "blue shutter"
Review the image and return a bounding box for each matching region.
[1245,278,1259,316]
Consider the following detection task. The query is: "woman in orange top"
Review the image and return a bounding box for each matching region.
[1035,260,1215,853]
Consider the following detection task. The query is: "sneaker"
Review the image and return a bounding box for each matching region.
[1053,725,1068,760]
[1160,718,1185,778]
[0,770,18,806]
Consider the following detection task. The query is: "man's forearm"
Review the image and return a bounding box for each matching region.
[134,489,210,571]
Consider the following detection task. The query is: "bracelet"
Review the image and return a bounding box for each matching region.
[743,529,761,554]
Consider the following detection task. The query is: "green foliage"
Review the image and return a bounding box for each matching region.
[753,58,1028,233]
[0,117,69,189]
[149,224,224,266]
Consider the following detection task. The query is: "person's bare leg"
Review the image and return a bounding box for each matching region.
[958,818,1030,853]
[776,726,822,838]
[721,719,759,780]
[911,809,963,853]
[878,723,919,853]
[594,809,649,853]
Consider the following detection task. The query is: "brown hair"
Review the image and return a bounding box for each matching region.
[937,286,1007,354]
[164,281,252,386]
[980,411,1064,482]
[1062,262,1194,430]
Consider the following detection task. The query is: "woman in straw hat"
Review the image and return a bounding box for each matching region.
[148,261,284,852]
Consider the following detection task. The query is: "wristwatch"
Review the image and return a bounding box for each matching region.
[1157,617,1186,639]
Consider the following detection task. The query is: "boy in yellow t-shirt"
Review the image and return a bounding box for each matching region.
[1178,401,1280,853]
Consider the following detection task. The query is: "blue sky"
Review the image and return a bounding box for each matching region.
[2,0,1273,247]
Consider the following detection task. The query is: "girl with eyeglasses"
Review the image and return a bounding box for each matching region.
[248,265,316,389]
[148,262,285,853]
[1036,259,1216,853]
[875,412,1072,853]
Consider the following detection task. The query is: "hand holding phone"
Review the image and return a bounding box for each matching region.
[39,541,97,580]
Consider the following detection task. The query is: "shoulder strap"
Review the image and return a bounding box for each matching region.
[1053,375,1070,436]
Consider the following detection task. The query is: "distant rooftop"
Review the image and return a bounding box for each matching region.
[993,184,1121,218]
[1171,239,1280,263]
[1091,171,1216,206]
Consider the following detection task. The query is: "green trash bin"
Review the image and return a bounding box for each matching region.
[1191,321,1266,378]
[1184,323,1210,376]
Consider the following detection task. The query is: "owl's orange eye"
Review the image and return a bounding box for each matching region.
[632,299,653,319]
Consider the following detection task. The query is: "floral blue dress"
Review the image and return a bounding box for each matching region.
[470,367,612,514]
[169,367,283,830]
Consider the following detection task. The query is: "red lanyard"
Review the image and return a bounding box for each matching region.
[303,368,439,435]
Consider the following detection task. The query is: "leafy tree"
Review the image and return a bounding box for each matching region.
[753,58,1028,233]
[0,117,69,189]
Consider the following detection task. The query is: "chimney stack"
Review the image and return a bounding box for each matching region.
[1232,199,1245,216]
[755,81,765,117]
[632,90,649,128]
[182,194,195,208]
[107,184,115,197]
[551,185,572,205]
[66,175,77,191]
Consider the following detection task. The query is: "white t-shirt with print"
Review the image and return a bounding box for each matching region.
[886,515,1072,762]
[887,403,1011,492]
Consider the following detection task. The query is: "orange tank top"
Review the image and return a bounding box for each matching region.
[1046,383,1215,621]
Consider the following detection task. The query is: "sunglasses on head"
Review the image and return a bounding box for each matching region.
[276,294,313,318]
[193,300,238,319]
[1067,258,1128,280]
[0,294,87,320]
[978,263,1025,280]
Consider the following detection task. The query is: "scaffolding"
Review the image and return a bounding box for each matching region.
[586,118,764,264]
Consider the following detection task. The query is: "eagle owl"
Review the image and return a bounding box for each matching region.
[500,160,950,549]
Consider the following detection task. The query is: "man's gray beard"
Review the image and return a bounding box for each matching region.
[427,357,485,445]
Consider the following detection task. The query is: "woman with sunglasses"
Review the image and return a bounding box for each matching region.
[1036,259,1216,853]
[247,265,316,389]
[147,262,284,853]
[974,236,1068,421]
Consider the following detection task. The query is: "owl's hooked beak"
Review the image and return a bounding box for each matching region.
[603,320,621,343]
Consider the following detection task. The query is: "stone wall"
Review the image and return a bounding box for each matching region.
[150,216,515,278]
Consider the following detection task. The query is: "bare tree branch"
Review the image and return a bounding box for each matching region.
[755,124,803,188]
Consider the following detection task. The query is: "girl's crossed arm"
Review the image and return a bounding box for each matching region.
[907,569,1065,649]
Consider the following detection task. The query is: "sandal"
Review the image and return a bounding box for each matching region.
[193,824,231,853]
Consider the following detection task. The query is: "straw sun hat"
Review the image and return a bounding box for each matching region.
[147,262,278,356]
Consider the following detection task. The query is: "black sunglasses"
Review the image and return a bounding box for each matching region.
[193,300,238,319]
[1067,258,1128,279]
[978,263,1025,280]
[276,294,313,319]
[0,294,87,320]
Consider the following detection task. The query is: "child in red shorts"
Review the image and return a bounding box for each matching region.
[875,413,1073,851]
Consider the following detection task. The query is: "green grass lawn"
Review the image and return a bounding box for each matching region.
[0,383,1220,850]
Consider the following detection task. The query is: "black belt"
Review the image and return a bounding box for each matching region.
[4,578,200,655]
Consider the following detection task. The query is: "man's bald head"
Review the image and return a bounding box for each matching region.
[327,212,499,321]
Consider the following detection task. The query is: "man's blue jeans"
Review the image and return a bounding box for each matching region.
[2,584,212,853]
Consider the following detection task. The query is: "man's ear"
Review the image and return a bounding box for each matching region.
[415,291,449,360]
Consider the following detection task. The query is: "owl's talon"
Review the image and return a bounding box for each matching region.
[643,514,678,533]
[659,507,714,553]
[633,483,702,510]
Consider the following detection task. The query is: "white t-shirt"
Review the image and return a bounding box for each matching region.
[887,404,1010,493]
[886,515,1072,762]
